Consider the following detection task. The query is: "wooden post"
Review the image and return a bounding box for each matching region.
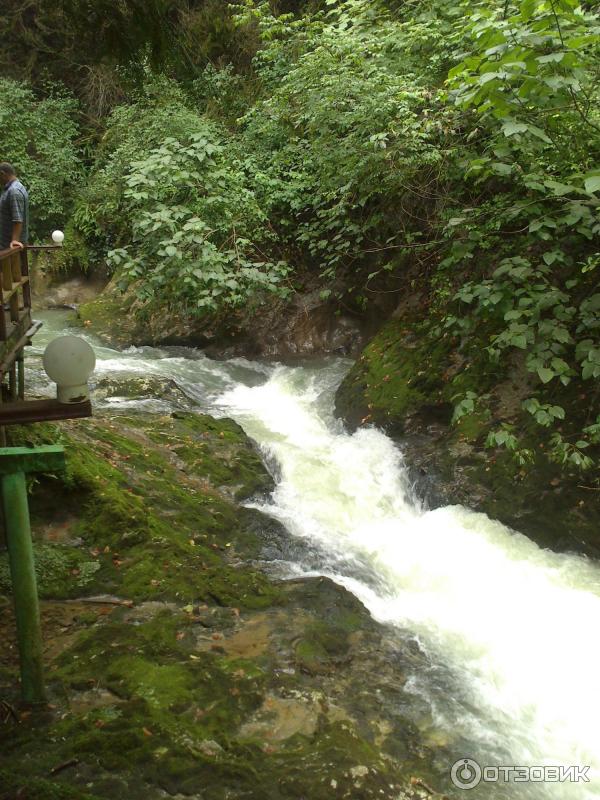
[8,253,19,323]
[8,362,17,401]
[22,249,32,307]
[0,446,66,703]
[17,349,25,401]
[0,384,5,449]
[0,282,6,343]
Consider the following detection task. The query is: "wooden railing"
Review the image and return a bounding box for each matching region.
[0,245,92,431]
[0,246,33,402]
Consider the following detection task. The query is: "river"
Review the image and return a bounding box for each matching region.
[27,310,600,799]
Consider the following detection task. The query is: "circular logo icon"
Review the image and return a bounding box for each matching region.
[451,758,482,790]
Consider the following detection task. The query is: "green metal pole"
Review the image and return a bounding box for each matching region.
[2,470,45,703]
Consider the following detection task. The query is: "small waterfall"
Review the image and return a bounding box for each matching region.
[30,311,600,799]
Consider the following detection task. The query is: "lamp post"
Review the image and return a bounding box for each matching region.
[43,335,96,404]
[2,335,95,703]
[51,230,65,245]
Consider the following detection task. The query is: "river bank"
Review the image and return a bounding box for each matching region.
[334,312,600,558]
[0,356,439,799]
[73,284,600,559]
[3,306,600,800]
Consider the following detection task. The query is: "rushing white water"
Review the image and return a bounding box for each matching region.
[30,312,600,799]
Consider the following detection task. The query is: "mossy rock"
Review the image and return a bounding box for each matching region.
[0,543,101,599]
[4,412,278,607]
[335,315,600,555]
[1,603,418,800]
[94,375,194,409]
[0,389,438,798]
[78,286,139,349]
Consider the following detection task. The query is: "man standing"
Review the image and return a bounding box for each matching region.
[0,163,29,250]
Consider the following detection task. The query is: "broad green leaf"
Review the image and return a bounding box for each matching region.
[584,176,600,194]
[537,367,555,384]
[502,120,528,137]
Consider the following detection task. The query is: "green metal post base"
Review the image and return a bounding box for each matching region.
[2,471,45,703]
[0,446,65,704]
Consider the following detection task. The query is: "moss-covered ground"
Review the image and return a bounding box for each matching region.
[0,410,432,800]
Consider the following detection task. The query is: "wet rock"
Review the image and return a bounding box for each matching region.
[78,282,367,359]
[1,402,449,799]
[93,376,194,410]
[34,275,105,309]
[200,290,365,359]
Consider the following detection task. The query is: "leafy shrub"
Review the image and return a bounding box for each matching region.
[0,79,82,240]
[73,81,289,314]
[438,0,600,465]
[236,0,453,296]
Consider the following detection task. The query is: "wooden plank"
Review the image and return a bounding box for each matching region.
[0,284,6,341]
[24,245,62,252]
[2,277,30,304]
[17,350,24,400]
[10,251,21,283]
[9,363,16,400]
[0,398,92,426]
[2,261,12,292]
[21,250,31,308]
[0,313,33,375]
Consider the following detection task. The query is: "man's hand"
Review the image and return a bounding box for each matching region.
[10,240,23,249]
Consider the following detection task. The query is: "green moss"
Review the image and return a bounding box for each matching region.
[454,409,491,443]
[336,310,511,428]
[0,770,103,800]
[293,617,356,674]
[78,288,138,348]
[3,412,281,607]
[0,543,101,599]
[336,319,451,430]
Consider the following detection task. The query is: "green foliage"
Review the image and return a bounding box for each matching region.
[3,0,597,472]
[72,82,289,314]
[486,424,535,466]
[108,131,289,312]
[236,0,453,297]
[0,0,250,122]
[0,79,82,239]
[439,0,600,467]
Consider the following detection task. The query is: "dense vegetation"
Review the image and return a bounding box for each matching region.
[1,0,599,471]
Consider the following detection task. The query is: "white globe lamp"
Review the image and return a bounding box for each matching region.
[51,230,65,245]
[43,336,96,403]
